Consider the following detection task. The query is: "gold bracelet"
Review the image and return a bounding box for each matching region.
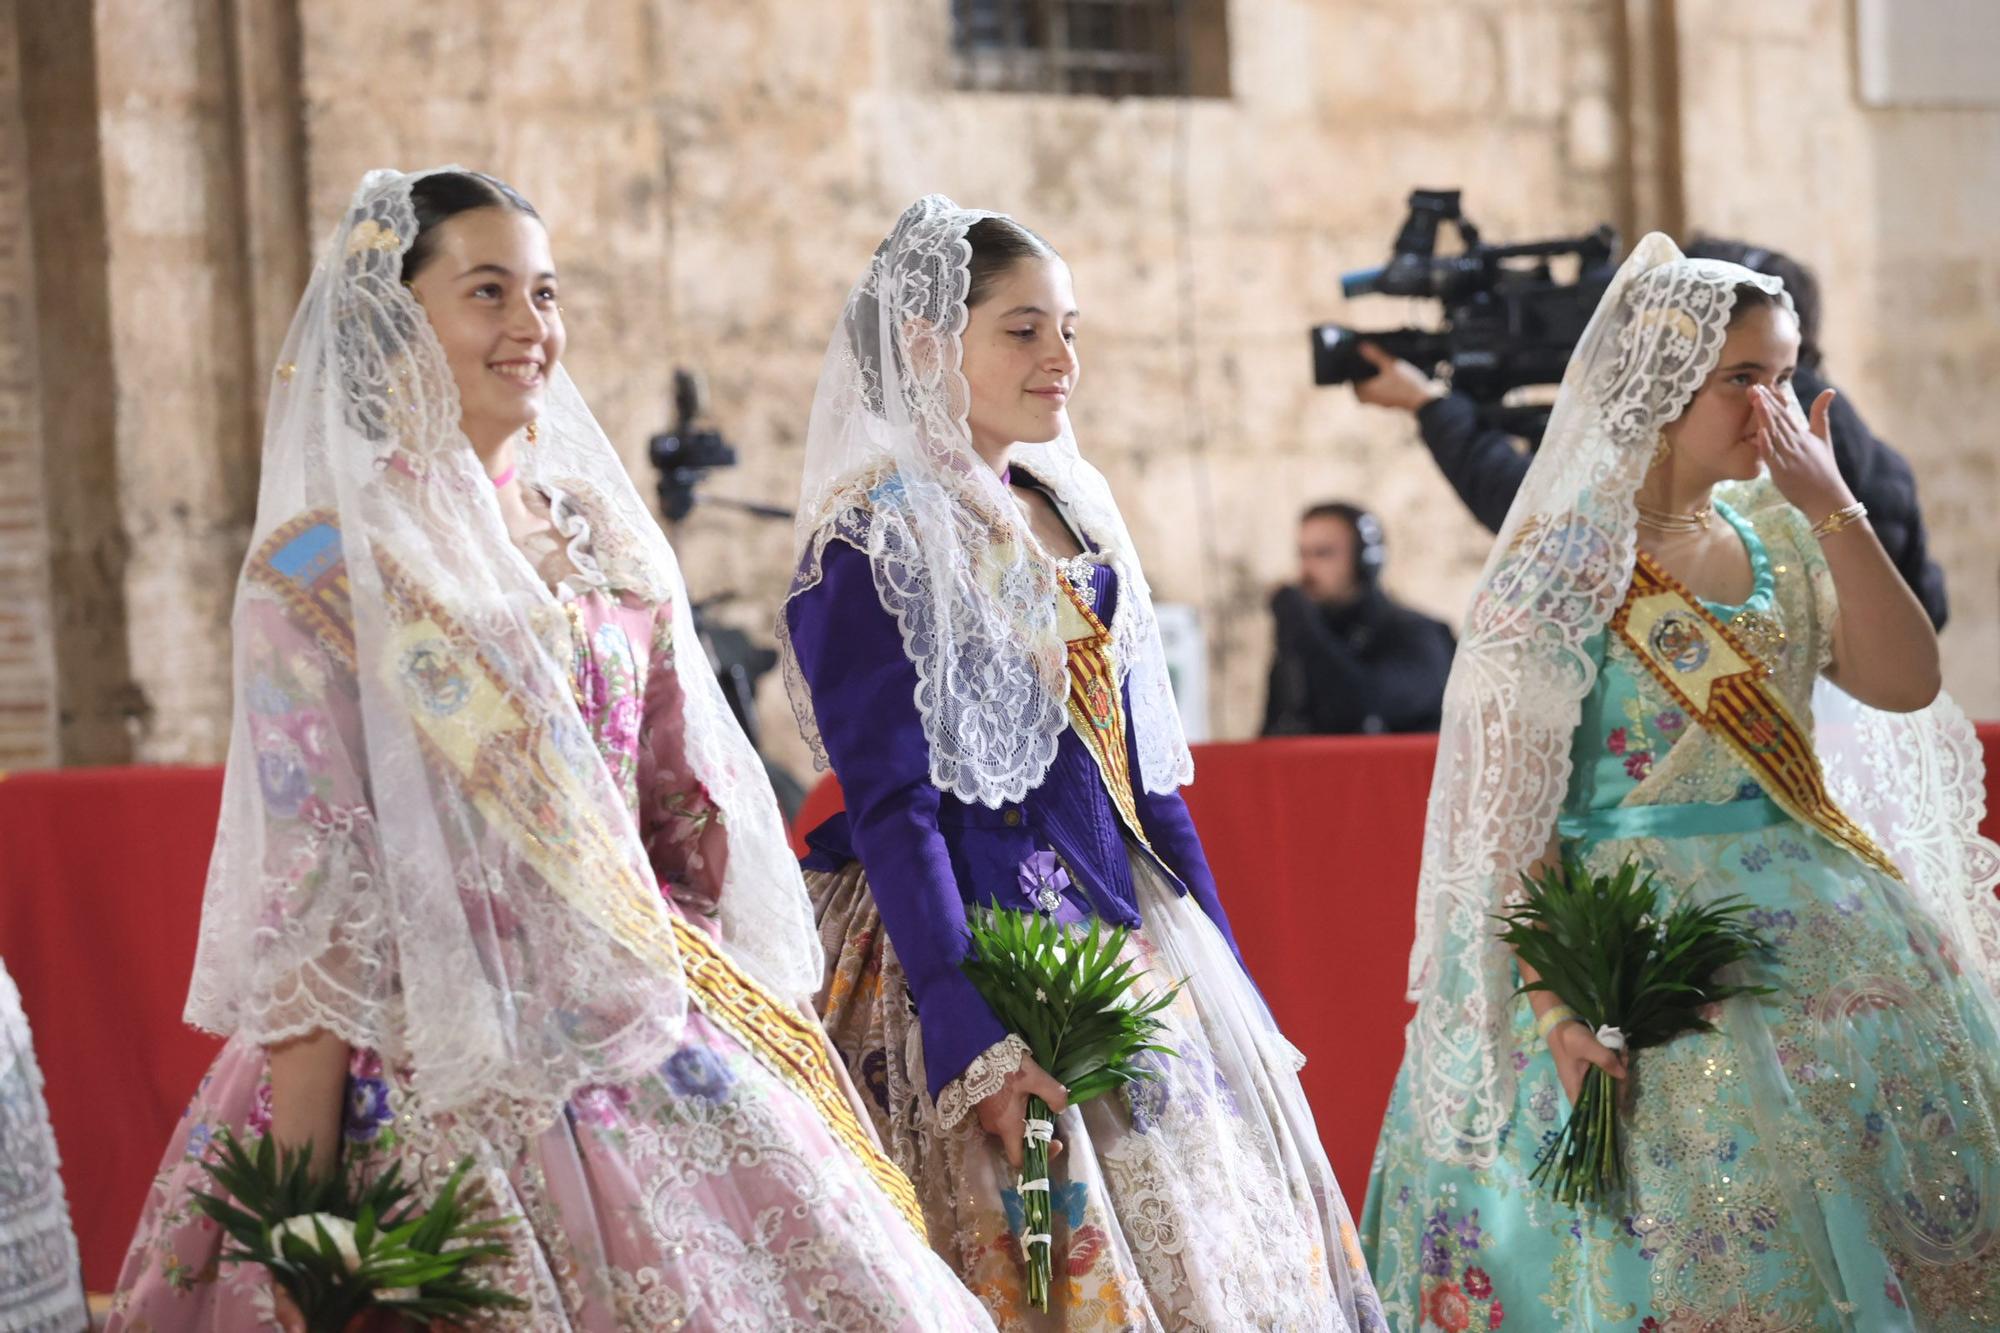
[1534,1003,1580,1042]
[1811,501,1867,540]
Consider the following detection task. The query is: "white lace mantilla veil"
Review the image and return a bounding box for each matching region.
[1403,231,2000,1166]
[777,194,1192,808]
[183,167,821,1124]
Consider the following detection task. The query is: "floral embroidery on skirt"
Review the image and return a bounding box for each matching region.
[108,1011,993,1331]
[813,853,1386,1332]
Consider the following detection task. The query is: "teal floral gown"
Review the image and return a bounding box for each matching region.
[1362,498,2000,1331]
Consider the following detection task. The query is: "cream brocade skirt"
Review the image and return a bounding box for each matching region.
[810,851,1387,1332]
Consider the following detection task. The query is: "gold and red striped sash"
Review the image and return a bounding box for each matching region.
[1612,551,1901,880]
[1055,574,1155,852]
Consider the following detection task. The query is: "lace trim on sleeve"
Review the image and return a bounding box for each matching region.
[933,1032,1031,1131]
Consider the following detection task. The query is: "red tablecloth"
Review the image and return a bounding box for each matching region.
[7,729,1999,1289]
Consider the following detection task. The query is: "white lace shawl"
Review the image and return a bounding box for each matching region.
[778,195,1193,810]
[184,168,820,1123]
[1404,232,2000,1165]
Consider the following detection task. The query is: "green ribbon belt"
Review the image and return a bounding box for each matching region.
[1558,794,1791,844]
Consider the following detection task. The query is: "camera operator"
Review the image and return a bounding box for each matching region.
[1351,239,1949,629]
[1350,340,1526,533]
[1263,501,1456,737]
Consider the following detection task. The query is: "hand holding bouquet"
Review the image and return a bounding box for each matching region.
[192,1128,524,1331]
[960,907,1180,1311]
[1497,856,1773,1207]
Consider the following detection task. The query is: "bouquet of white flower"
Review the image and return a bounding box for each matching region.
[192,1128,523,1331]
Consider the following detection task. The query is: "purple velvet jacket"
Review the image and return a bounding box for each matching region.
[788,536,1244,1101]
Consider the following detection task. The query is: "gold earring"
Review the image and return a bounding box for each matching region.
[1651,433,1672,467]
[525,420,539,445]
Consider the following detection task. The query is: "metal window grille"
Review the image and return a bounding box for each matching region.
[953,0,1202,97]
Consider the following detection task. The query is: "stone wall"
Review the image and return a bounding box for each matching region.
[1675,0,2000,723]
[298,0,1626,775]
[12,0,137,765]
[0,0,55,768]
[7,0,1995,775]
[90,0,270,763]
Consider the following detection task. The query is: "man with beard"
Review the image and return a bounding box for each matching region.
[1262,501,1456,735]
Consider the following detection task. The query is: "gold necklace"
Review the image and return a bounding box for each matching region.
[1635,499,1713,533]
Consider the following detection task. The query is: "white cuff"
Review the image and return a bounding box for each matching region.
[933,1033,1032,1131]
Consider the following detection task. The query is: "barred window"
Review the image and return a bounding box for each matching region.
[952,0,1230,98]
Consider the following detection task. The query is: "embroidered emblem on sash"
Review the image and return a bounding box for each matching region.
[1613,550,1901,880]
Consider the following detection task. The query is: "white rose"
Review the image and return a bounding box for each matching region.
[269,1213,362,1271]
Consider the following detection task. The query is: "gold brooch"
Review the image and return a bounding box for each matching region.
[1730,609,1787,672]
[345,219,402,256]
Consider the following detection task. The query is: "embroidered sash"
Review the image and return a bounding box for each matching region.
[250,517,926,1235]
[372,553,687,974]
[1613,551,1901,880]
[248,512,355,661]
[666,915,926,1237]
[1055,573,1155,853]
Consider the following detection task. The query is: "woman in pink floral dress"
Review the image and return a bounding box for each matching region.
[107,168,994,1332]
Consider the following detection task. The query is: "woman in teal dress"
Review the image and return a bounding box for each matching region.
[1362,234,2000,1331]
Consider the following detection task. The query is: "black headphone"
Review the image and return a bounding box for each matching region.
[1307,502,1387,585]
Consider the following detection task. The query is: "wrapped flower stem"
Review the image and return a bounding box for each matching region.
[961,907,1180,1311]
[1018,1100,1056,1310]
[1497,856,1773,1208]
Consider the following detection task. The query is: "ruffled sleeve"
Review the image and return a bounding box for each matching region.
[185,552,393,1052]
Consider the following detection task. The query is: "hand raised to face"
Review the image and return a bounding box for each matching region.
[1749,384,1853,522]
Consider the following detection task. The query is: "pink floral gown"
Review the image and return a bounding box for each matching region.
[108,555,995,1332]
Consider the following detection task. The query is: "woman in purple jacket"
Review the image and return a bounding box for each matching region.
[780,196,1383,1331]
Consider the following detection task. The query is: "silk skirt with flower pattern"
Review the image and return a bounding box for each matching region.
[105,987,996,1331]
[813,851,1386,1332]
[1363,826,2000,1333]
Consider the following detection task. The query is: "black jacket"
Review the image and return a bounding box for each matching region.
[1413,368,1949,628]
[1262,584,1456,736]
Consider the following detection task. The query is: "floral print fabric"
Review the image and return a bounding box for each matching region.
[1362,504,2000,1331]
[814,854,1386,1332]
[108,586,992,1332]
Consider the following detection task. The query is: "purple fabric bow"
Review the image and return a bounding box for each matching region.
[1018,850,1071,914]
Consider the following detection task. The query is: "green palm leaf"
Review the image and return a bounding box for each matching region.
[191,1126,527,1326]
[961,905,1185,1310]
[1495,854,1775,1207]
